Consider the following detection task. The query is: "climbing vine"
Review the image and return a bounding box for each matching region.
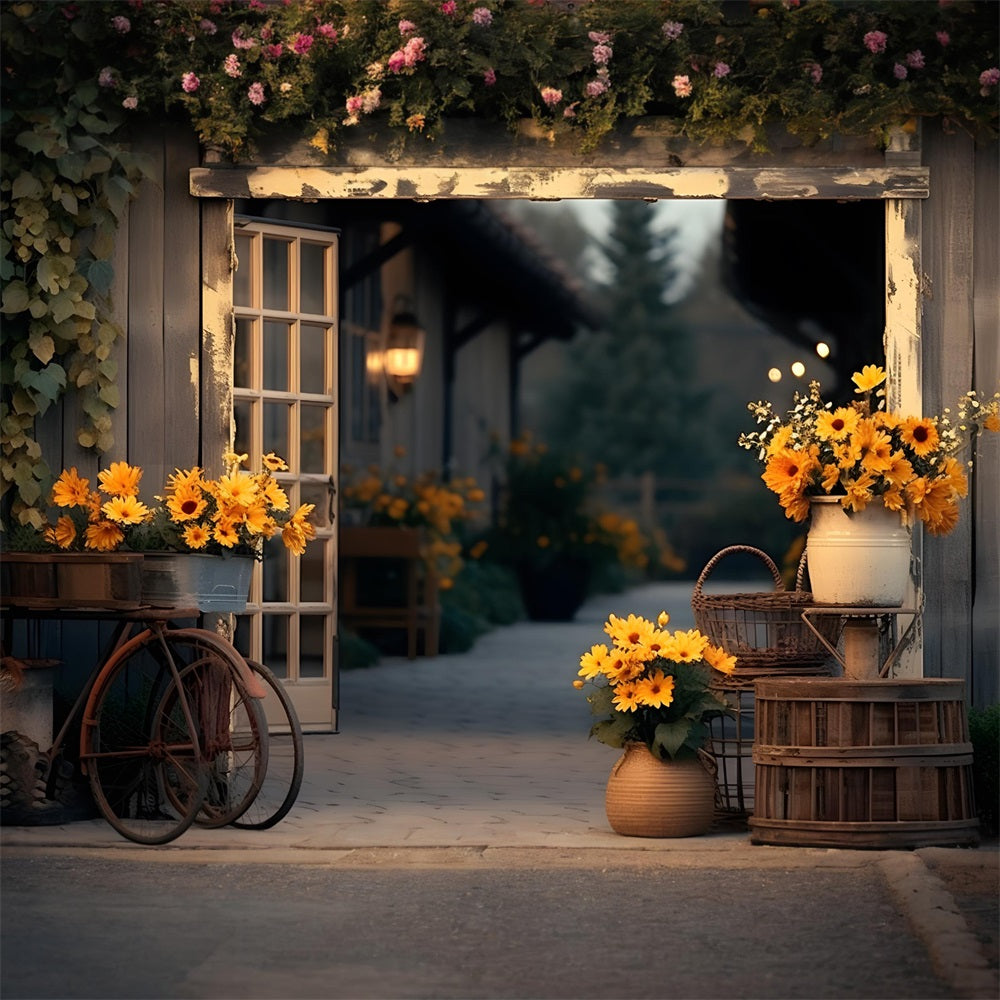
[1,0,998,525]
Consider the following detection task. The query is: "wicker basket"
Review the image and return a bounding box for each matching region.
[692,545,840,674]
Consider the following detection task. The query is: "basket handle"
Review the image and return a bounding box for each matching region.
[795,548,810,592]
[693,545,784,597]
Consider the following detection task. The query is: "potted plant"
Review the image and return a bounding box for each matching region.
[3,451,316,612]
[339,449,487,593]
[575,609,735,837]
[481,434,660,621]
[738,364,999,605]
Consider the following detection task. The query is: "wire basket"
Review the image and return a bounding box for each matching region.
[692,545,841,675]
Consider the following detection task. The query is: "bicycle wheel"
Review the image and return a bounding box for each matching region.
[230,660,304,830]
[83,629,209,845]
[157,648,269,828]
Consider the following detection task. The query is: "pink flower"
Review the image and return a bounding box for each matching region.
[807,61,823,84]
[936,30,950,46]
[893,63,907,79]
[472,7,492,27]
[388,50,406,73]
[563,105,576,119]
[588,31,611,45]
[232,29,255,51]
[248,0,266,10]
[662,21,683,41]
[403,36,426,67]
[863,31,888,54]
[593,43,612,66]
[111,15,130,33]
[291,33,313,55]
[263,44,283,59]
[345,95,363,116]
[122,96,138,110]
[98,66,116,88]
[398,19,416,35]
[540,86,562,106]
[224,54,242,78]
[980,67,1000,95]
[483,67,496,86]
[906,50,925,69]
[317,23,338,42]
[440,0,457,14]
[586,78,609,97]
[247,82,266,106]
[713,61,730,78]
[199,19,217,35]
[672,74,692,98]
[181,72,200,93]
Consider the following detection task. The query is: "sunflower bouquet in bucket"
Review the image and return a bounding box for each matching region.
[739,364,1000,535]
[25,451,315,558]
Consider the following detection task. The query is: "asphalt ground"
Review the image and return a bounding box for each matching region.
[2,581,997,999]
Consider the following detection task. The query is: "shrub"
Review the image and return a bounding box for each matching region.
[969,703,999,838]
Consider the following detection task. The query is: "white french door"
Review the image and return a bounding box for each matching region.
[230,219,338,731]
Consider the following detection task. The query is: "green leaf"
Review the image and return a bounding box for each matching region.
[653,719,693,760]
[1,280,30,314]
[11,171,43,200]
[27,329,55,364]
[82,258,114,295]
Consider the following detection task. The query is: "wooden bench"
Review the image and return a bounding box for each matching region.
[338,526,440,659]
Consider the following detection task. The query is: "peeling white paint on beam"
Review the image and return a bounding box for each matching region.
[190,166,929,202]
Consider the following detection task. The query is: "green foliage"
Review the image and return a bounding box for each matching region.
[968,703,999,837]
[543,201,714,481]
[1,0,997,526]
[583,636,732,762]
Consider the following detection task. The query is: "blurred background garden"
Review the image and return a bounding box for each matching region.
[338,197,876,666]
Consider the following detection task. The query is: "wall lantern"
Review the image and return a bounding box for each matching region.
[384,302,425,399]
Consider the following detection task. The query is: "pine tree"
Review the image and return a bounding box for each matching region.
[543,202,708,479]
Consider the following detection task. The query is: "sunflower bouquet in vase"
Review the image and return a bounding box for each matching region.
[739,364,999,605]
[575,609,735,837]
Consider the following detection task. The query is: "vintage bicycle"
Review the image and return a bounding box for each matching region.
[1,605,304,844]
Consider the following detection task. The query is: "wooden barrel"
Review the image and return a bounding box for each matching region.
[749,677,979,848]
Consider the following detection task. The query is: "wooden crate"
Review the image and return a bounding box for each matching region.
[0,553,143,610]
[749,677,979,848]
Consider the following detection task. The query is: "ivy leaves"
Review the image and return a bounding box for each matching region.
[1,92,145,524]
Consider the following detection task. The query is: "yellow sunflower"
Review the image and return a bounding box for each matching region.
[215,471,259,508]
[852,365,887,393]
[101,495,151,525]
[165,466,203,492]
[899,416,940,457]
[44,515,77,549]
[633,670,675,709]
[181,523,212,549]
[165,485,208,522]
[98,461,142,498]
[815,407,859,442]
[661,629,710,663]
[85,520,125,551]
[611,682,641,714]
[761,447,818,498]
[703,644,737,676]
[50,467,91,508]
[604,613,656,651]
[579,644,609,680]
[882,451,915,489]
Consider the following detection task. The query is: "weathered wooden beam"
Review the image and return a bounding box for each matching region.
[191,165,929,202]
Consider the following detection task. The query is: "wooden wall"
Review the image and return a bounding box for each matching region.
[921,126,1000,706]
